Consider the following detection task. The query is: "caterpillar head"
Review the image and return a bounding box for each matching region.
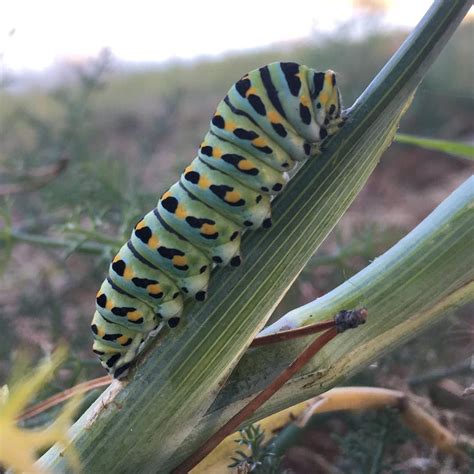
[310,69,343,135]
[323,70,342,121]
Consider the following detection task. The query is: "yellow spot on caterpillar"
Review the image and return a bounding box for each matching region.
[245,86,258,97]
[225,120,236,132]
[225,191,241,203]
[117,335,130,345]
[123,266,134,280]
[200,223,216,235]
[252,137,267,147]
[135,220,145,230]
[213,147,222,158]
[113,254,121,263]
[148,234,159,249]
[106,299,114,311]
[238,160,255,171]
[127,311,142,322]
[325,71,335,85]
[267,111,281,123]
[172,255,188,267]
[300,95,311,107]
[147,283,161,294]
[184,165,193,174]
[162,191,172,200]
[97,327,105,337]
[319,92,329,105]
[329,86,339,109]
[175,204,187,219]
[198,175,211,189]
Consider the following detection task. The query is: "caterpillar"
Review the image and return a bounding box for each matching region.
[91,62,343,378]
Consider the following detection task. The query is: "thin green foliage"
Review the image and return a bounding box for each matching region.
[333,408,413,474]
[229,424,283,474]
[0,200,13,273]
[395,133,474,160]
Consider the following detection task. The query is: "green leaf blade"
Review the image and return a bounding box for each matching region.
[395,133,474,160]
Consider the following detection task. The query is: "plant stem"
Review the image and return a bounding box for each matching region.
[3,230,116,255]
[369,422,387,474]
[173,328,340,474]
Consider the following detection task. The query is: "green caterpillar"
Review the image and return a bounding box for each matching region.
[91,62,343,378]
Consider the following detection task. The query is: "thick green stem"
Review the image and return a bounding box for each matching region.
[177,178,473,464]
[260,176,474,335]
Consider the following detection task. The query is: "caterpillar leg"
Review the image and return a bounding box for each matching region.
[92,342,140,379]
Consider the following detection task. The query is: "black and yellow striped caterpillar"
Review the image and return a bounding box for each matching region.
[91,62,343,378]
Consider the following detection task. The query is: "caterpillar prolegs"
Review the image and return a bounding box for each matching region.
[91,62,343,378]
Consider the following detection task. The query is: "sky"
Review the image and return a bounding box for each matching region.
[0,1,471,74]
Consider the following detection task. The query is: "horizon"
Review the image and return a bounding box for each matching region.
[2,0,463,76]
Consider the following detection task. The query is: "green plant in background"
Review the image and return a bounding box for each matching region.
[229,424,282,474]
[395,133,474,160]
[333,408,413,474]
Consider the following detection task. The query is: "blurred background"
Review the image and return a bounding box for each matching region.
[1,0,473,471]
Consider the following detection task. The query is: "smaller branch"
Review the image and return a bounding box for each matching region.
[173,329,337,474]
[16,312,367,424]
[19,376,112,421]
[400,397,470,458]
[62,227,124,248]
[251,320,336,347]
[251,308,367,347]
[173,309,367,474]
[194,386,473,473]
[0,157,69,196]
[292,387,471,461]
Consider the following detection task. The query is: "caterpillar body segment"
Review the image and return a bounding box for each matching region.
[181,159,272,228]
[109,243,184,321]
[158,183,243,265]
[95,279,158,332]
[92,62,343,377]
[211,99,296,172]
[198,132,289,195]
[130,211,212,296]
